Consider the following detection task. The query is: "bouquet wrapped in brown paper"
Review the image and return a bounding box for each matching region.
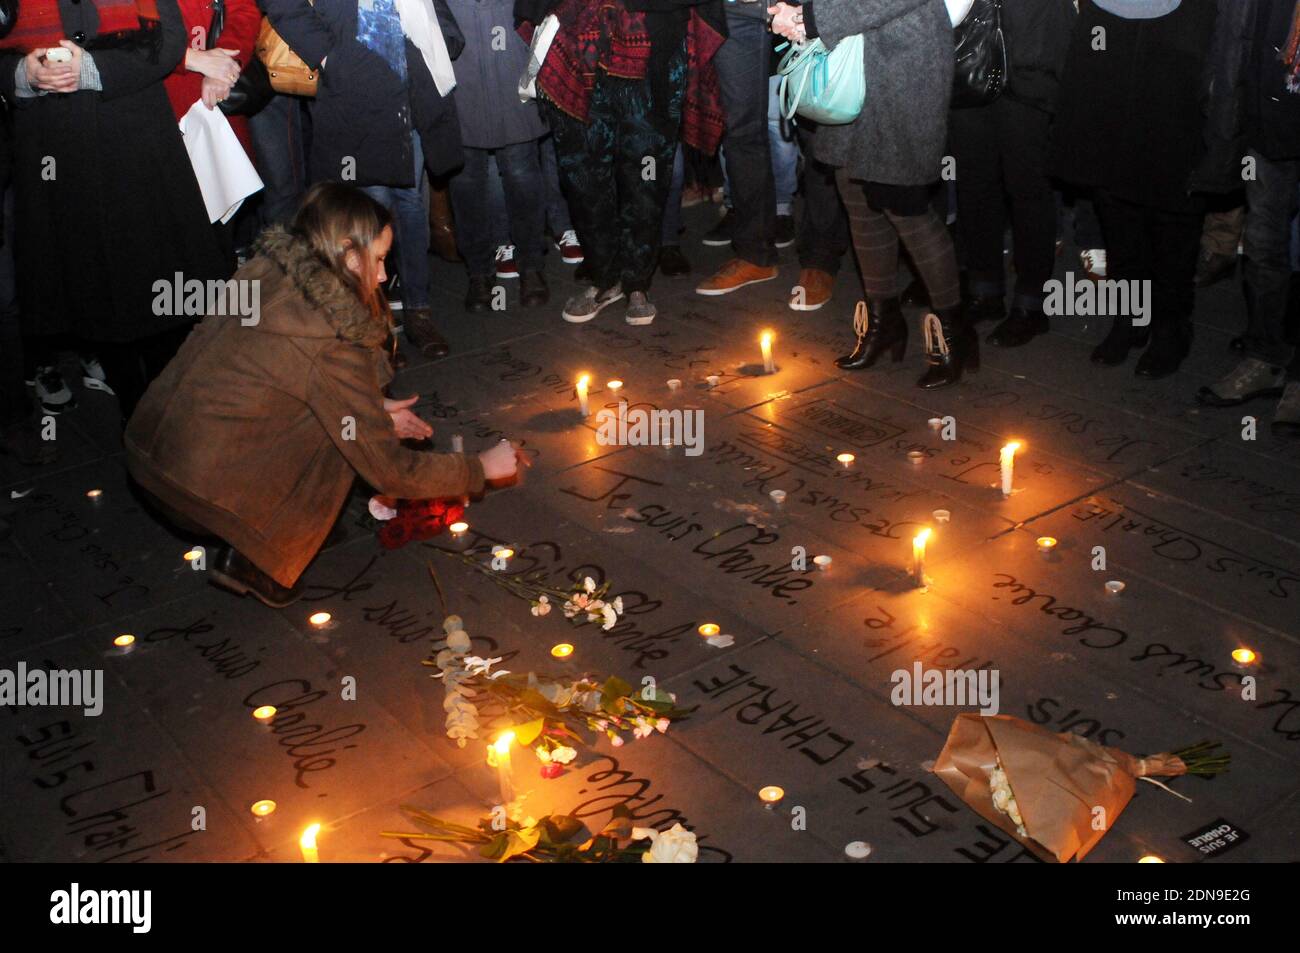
[934,714,1229,863]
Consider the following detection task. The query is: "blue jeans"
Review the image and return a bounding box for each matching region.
[722,74,798,216]
[713,9,776,265]
[248,95,308,228]
[362,132,431,310]
[1243,152,1300,368]
[661,144,686,246]
[450,140,547,277]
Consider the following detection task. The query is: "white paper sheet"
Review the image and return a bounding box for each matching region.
[179,101,265,225]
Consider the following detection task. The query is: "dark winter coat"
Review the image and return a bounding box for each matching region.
[1049,0,1220,211]
[125,227,486,587]
[447,0,546,148]
[1000,0,1077,115]
[806,0,954,186]
[263,0,467,187]
[0,0,229,343]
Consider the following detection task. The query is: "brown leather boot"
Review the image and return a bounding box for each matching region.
[428,181,461,263]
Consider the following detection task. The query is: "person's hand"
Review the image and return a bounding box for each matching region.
[185,47,242,86]
[478,439,520,485]
[384,394,434,440]
[25,45,79,93]
[200,75,233,109]
[768,3,806,42]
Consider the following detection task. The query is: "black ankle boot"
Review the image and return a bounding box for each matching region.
[836,298,907,370]
[917,306,978,389]
[1091,317,1150,366]
[210,546,303,608]
[1134,320,1192,380]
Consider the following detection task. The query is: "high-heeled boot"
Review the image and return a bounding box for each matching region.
[835,298,907,370]
[917,306,979,389]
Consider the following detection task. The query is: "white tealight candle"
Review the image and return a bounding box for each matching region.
[299,823,321,863]
[760,331,775,374]
[999,442,1020,498]
[451,434,465,453]
[912,528,931,587]
[489,731,516,807]
[606,379,623,397]
[759,785,785,807]
[576,374,590,417]
[813,555,832,571]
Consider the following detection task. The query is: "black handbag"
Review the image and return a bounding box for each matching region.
[951,0,1006,109]
[0,0,17,41]
[208,0,275,118]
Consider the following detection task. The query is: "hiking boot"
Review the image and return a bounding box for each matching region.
[987,308,1049,348]
[209,546,303,608]
[791,268,833,311]
[917,306,979,389]
[701,208,736,247]
[520,270,550,308]
[695,258,778,296]
[836,298,906,370]
[562,284,624,323]
[1195,358,1285,407]
[658,245,692,277]
[404,308,451,359]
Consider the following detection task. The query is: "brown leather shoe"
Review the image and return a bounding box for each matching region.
[209,546,303,608]
[790,268,833,311]
[428,181,461,263]
[405,308,451,358]
[695,258,778,296]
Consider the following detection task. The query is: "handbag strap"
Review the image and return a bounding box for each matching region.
[208,0,225,49]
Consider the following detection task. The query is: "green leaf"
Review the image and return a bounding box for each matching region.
[479,826,542,862]
[512,718,546,747]
[601,676,634,703]
[538,814,584,846]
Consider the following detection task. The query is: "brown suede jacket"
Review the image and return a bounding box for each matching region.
[125,227,485,587]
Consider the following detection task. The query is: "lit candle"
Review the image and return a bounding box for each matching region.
[667,378,682,391]
[1137,855,1164,864]
[86,488,103,500]
[551,643,574,659]
[1105,580,1126,595]
[492,546,514,562]
[836,453,855,467]
[576,374,590,416]
[907,450,925,465]
[449,521,468,538]
[999,442,1020,498]
[769,489,786,504]
[489,730,516,807]
[1036,536,1058,555]
[697,623,720,638]
[252,705,277,723]
[308,611,332,627]
[813,555,832,571]
[113,634,135,654]
[299,823,321,863]
[606,379,623,397]
[760,331,775,374]
[758,785,785,807]
[451,434,465,453]
[1231,647,1257,666]
[183,548,202,563]
[250,799,277,818]
[912,528,931,587]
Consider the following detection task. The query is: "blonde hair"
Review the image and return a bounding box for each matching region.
[291,182,394,329]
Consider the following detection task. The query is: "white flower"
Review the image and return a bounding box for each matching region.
[368,496,398,521]
[462,655,503,677]
[535,746,552,764]
[612,596,624,614]
[610,734,624,747]
[550,745,577,765]
[601,604,618,630]
[634,823,698,863]
[656,718,670,734]
[583,576,596,593]
[532,595,552,617]
[632,717,655,739]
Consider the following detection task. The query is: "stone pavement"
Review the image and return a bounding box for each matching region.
[2,207,1297,863]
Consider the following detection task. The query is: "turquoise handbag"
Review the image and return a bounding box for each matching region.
[776,35,865,125]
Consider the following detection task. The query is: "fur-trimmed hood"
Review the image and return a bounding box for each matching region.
[246,226,388,348]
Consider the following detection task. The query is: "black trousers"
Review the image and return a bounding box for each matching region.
[795,124,851,275]
[949,96,1057,310]
[1096,192,1205,337]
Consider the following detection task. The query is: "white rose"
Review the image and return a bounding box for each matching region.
[637,823,699,863]
[550,745,577,764]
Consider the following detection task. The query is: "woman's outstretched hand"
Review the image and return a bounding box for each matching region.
[384,394,434,440]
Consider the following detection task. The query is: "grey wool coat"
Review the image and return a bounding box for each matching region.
[448,0,548,148]
[809,0,955,186]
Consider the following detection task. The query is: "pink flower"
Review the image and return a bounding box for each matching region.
[540,763,563,779]
[656,718,670,734]
[610,734,624,747]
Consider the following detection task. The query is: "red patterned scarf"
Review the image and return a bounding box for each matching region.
[0,0,161,52]
[522,0,725,154]
[1284,1,1300,93]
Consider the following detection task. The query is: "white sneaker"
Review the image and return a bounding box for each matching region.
[495,245,519,280]
[1079,249,1107,280]
[27,365,75,414]
[81,355,115,395]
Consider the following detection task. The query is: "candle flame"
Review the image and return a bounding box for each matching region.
[113,634,135,648]
[252,705,277,721]
[1232,648,1257,665]
[300,823,321,850]
[1138,855,1164,864]
[551,643,574,658]
[914,528,932,547]
[492,731,516,756]
[308,611,332,626]
[761,331,773,347]
[449,521,468,534]
[250,799,276,817]
[577,374,590,390]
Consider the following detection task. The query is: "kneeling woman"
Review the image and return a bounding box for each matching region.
[125,184,518,607]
